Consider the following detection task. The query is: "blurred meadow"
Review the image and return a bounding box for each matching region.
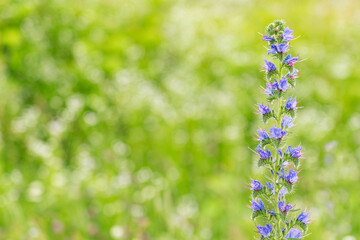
[0,0,360,239]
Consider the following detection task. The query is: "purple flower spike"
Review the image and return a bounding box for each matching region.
[283,27,294,42]
[297,211,310,225]
[285,228,303,239]
[250,179,262,191]
[285,97,297,110]
[262,35,274,41]
[281,116,294,129]
[286,145,302,158]
[258,103,271,116]
[256,145,272,160]
[264,59,276,72]
[269,127,287,139]
[278,200,293,212]
[251,198,265,212]
[257,129,269,141]
[256,224,272,238]
[278,77,289,91]
[284,169,298,184]
[284,54,299,66]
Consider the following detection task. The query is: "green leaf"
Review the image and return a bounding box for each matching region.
[258,157,272,167]
[289,157,300,168]
[284,180,293,192]
[297,221,308,232]
[251,210,263,221]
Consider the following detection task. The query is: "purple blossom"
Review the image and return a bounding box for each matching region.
[267,44,289,55]
[281,116,294,129]
[262,35,274,41]
[277,43,289,53]
[285,97,297,110]
[278,200,293,212]
[266,181,274,191]
[286,68,299,79]
[297,211,310,225]
[268,210,276,216]
[257,129,269,141]
[279,187,288,198]
[251,198,265,212]
[285,228,303,239]
[278,77,289,91]
[284,169,298,184]
[250,179,262,191]
[256,224,272,238]
[283,54,299,66]
[258,103,271,116]
[279,168,285,178]
[265,83,276,95]
[286,145,302,158]
[283,27,294,42]
[267,44,277,55]
[264,59,276,72]
[269,127,287,139]
[256,145,272,160]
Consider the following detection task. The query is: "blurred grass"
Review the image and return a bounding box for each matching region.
[0,0,360,239]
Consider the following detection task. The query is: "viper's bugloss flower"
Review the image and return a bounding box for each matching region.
[281,116,294,129]
[284,169,298,184]
[285,97,297,110]
[268,210,276,216]
[258,103,271,116]
[278,168,285,179]
[286,68,299,79]
[283,27,294,42]
[256,145,272,159]
[297,211,310,225]
[278,200,293,212]
[268,44,289,55]
[267,45,277,55]
[278,77,289,91]
[250,179,262,191]
[286,145,302,158]
[269,127,287,139]
[277,44,289,53]
[279,187,288,198]
[251,199,265,212]
[264,59,276,72]
[262,35,274,41]
[256,224,273,238]
[251,22,309,237]
[266,181,274,191]
[285,228,303,239]
[284,54,299,66]
[265,83,276,95]
[257,129,269,141]
[265,78,288,95]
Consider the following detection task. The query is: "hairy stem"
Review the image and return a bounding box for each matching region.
[275,64,283,239]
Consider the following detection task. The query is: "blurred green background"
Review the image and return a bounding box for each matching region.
[0,0,360,239]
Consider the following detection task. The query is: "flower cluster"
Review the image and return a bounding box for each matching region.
[250,20,310,239]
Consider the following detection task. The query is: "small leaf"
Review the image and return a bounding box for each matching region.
[283,180,293,192]
[297,221,308,232]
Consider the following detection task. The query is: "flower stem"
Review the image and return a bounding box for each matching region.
[275,65,283,239]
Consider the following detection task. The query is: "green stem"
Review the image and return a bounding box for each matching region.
[275,65,283,239]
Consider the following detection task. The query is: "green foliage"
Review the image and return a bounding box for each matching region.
[0,0,359,239]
